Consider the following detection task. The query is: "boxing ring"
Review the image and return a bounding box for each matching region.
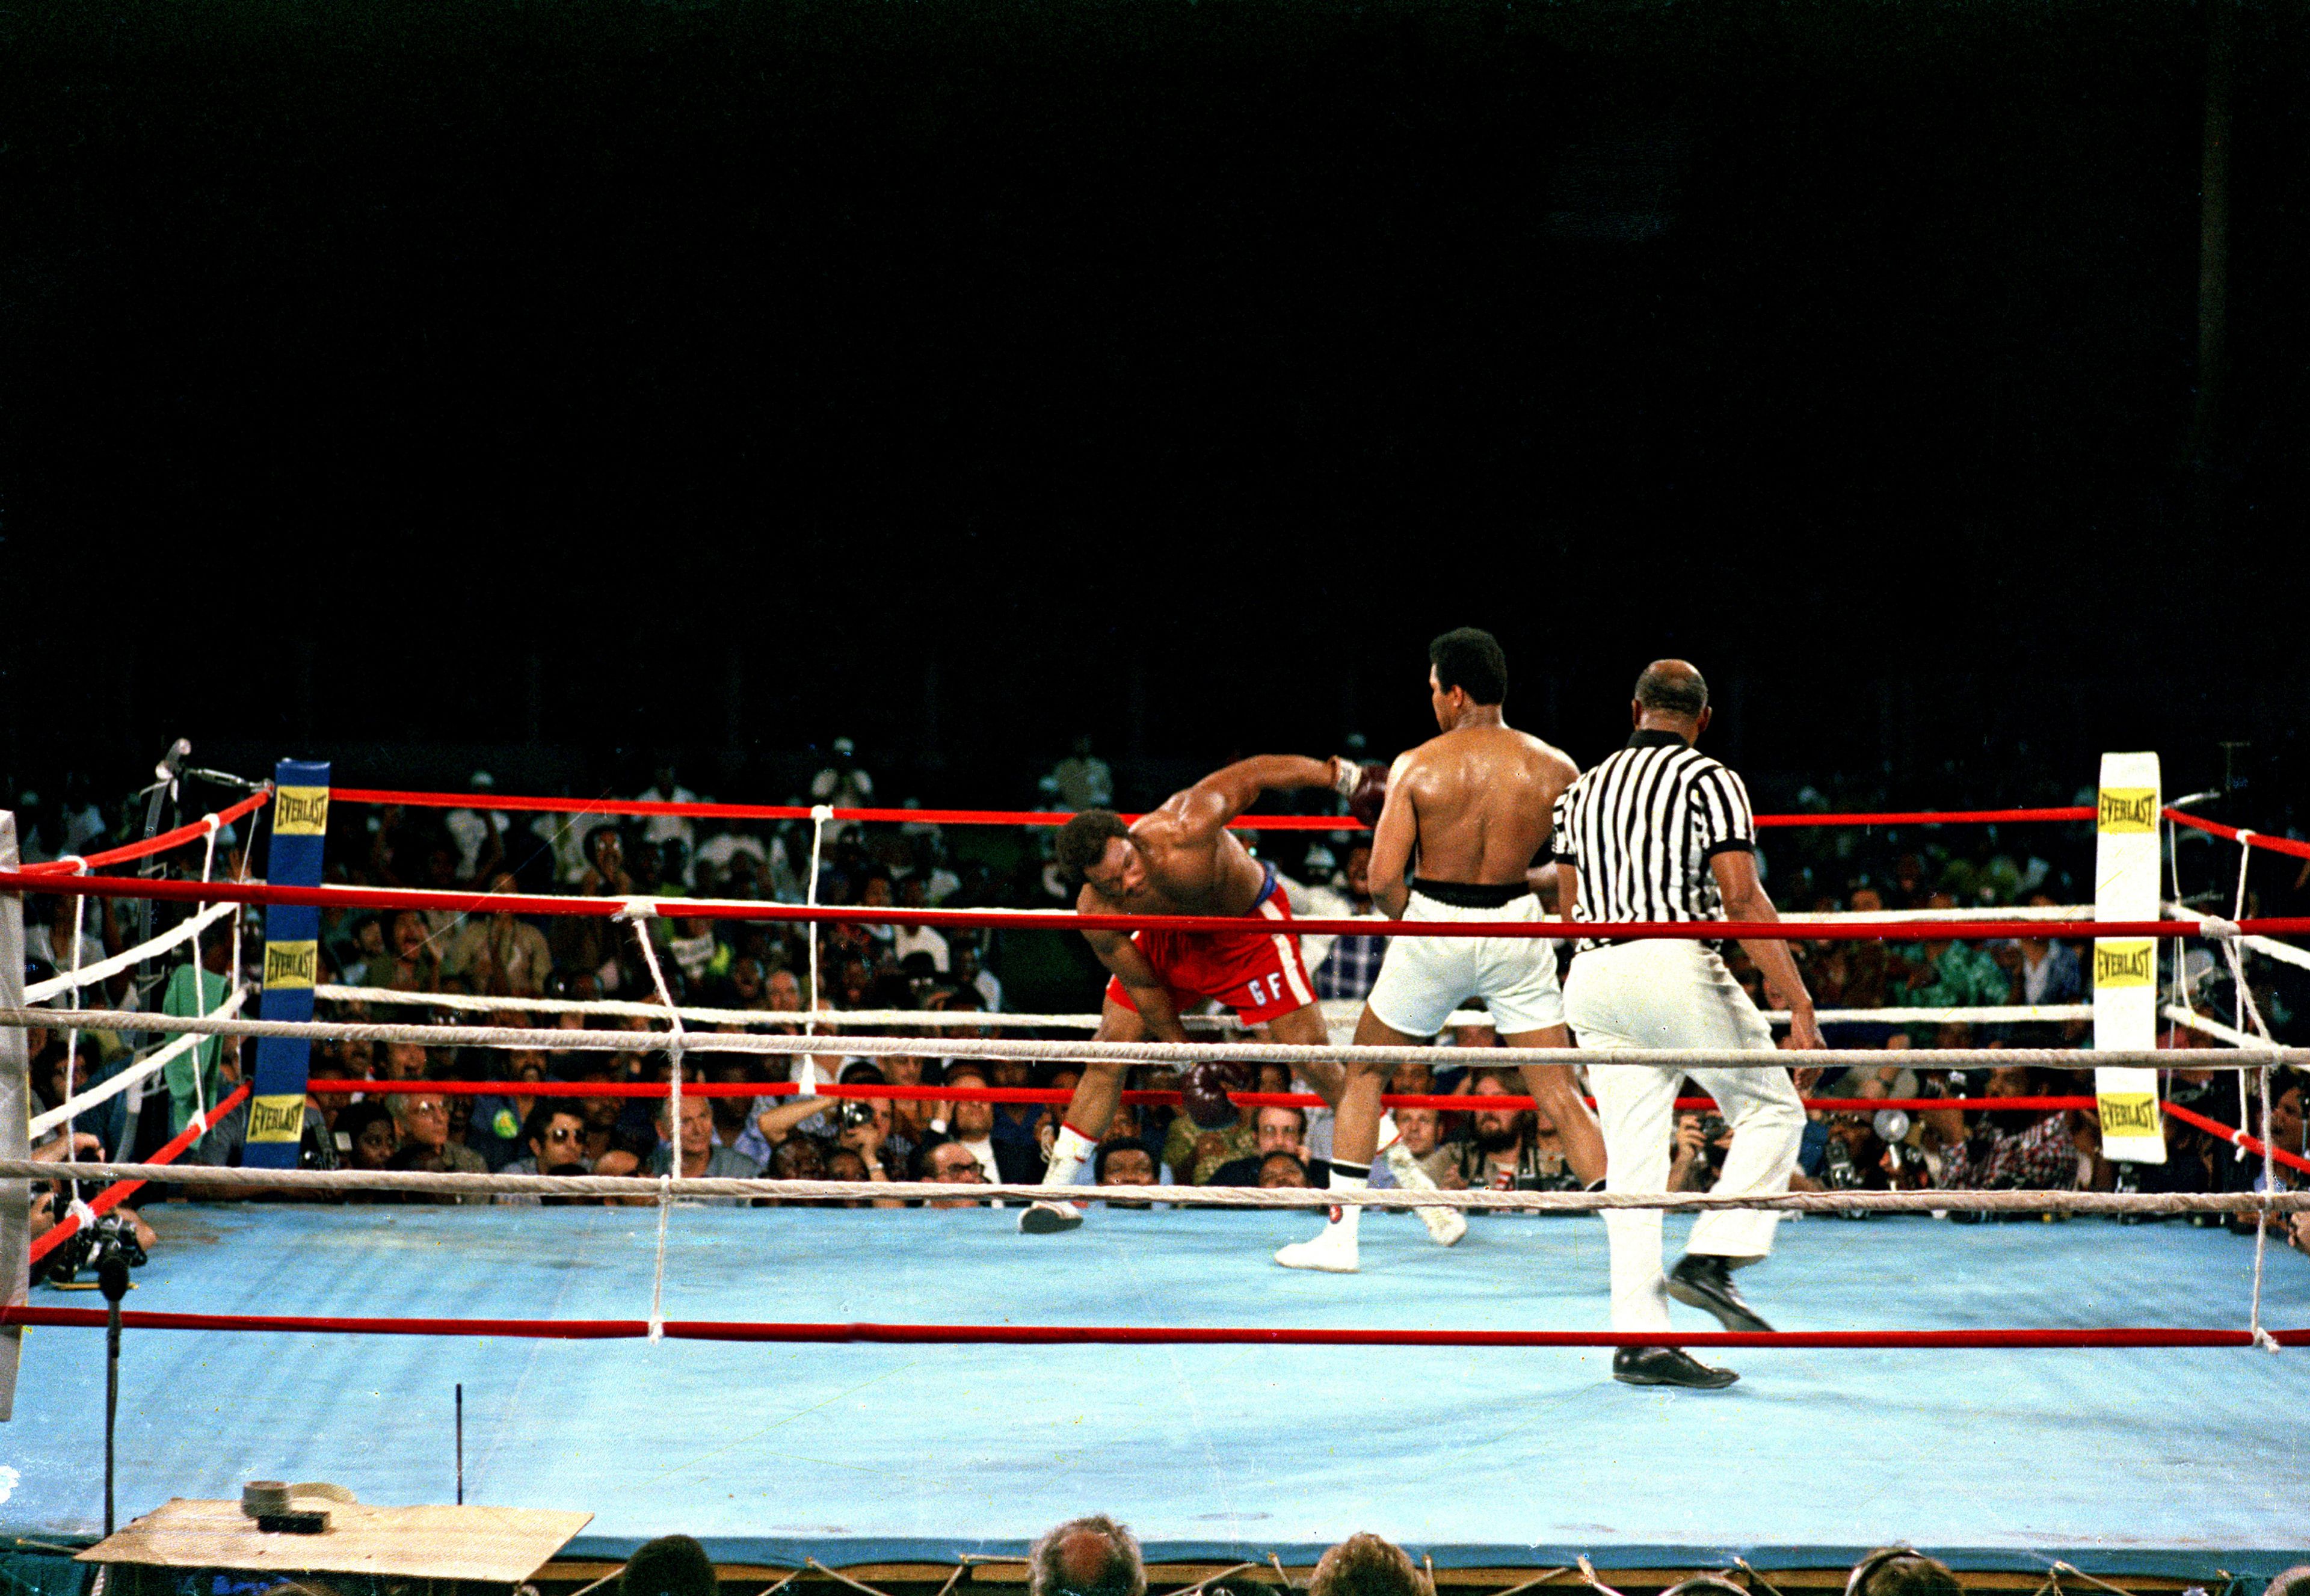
[4,1203,2307,1574]
[6,774,2310,1584]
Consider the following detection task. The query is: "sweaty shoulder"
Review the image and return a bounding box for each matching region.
[1516,730,1579,792]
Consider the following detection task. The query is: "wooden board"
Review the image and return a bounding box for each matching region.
[78,1496,593,1582]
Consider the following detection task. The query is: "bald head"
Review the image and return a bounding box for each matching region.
[1028,1517,1144,1596]
[1633,659,1710,724]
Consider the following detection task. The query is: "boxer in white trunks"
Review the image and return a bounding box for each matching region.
[1276,627,1607,1273]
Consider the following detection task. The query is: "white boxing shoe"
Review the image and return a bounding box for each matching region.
[1017,1200,1084,1235]
[1382,1142,1467,1246]
[1275,1227,1361,1273]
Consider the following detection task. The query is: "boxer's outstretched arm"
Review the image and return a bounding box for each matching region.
[1369,755,1418,919]
[1174,755,1345,836]
[1082,926,1190,1043]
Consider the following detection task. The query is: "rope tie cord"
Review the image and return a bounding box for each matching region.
[618,899,687,1349]
[802,804,830,1098]
[61,880,89,1207]
[650,1175,672,1343]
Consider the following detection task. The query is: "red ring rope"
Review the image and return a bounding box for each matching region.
[2,869,2291,943]
[29,1083,251,1265]
[2160,1099,2310,1177]
[2165,808,2310,861]
[332,788,2103,833]
[3,1305,2299,1349]
[15,789,273,877]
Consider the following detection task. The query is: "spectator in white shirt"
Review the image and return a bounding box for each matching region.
[891,876,950,973]
[635,763,700,873]
[809,738,875,809]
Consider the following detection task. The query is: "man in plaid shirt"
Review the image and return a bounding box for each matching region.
[1926,1064,2092,1190]
[1311,842,1388,1000]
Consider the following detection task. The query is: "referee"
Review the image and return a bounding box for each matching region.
[1550,659,1821,1390]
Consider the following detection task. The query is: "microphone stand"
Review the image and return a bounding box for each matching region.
[99,1246,131,1536]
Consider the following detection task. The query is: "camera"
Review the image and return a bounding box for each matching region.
[831,1098,876,1132]
[40,1210,147,1288]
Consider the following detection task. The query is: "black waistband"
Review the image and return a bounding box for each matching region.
[1411,878,1531,909]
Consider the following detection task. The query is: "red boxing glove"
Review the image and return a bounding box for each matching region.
[1346,762,1388,830]
[1181,1061,1249,1129]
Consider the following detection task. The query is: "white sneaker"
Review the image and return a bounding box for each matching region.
[1275,1227,1360,1273]
[1018,1200,1084,1235]
[1382,1143,1467,1246]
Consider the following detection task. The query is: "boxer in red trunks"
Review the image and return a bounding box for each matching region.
[1018,754,1452,1236]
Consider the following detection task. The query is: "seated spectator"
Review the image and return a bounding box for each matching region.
[1848,1550,1962,1596]
[1922,1065,2099,1193]
[2013,894,2085,1005]
[1310,1534,1432,1596]
[1309,842,1385,1003]
[1258,1151,1313,1188]
[387,1090,490,1201]
[1370,1105,1452,1190]
[915,1136,991,1209]
[620,1534,717,1596]
[439,873,553,996]
[1448,1074,1582,1197]
[891,876,949,973]
[1210,1106,1316,1186]
[379,1041,434,1082]
[651,1097,763,1201]
[1162,1092,1261,1185]
[493,1103,594,1205]
[468,1050,552,1169]
[953,939,1002,1011]
[1095,1141,1159,1205]
[1897,893,2009,1009]
[1027,1516,1144,1596]
[822,1145,899,1209]
[932,1064,1038,1185]
[364,910,442,994]
[336,1101,400,1190]
[764,1136,828,1204]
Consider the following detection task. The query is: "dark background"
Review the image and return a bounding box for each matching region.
[4,0,2304,822]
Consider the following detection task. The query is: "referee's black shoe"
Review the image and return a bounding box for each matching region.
[1612,1346,1739,1389]
[1667,1252,1774,1333]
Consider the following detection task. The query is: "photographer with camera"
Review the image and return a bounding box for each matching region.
[1443,1074,1584,1202]
[1668,1109,1733,1194]
[1920,1063,2103,1197]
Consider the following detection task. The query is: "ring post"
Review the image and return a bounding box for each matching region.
[2093,752,2167,1163]
[242,762,331,1170]
[1,811,28,1420]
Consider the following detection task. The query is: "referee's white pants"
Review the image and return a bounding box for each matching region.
[1562,940,1804,1334]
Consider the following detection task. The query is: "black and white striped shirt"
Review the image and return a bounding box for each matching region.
[1550,730,1757,952]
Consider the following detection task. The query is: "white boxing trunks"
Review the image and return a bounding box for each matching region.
[1364,879,1565,1037]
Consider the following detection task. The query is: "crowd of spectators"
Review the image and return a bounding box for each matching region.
[612,1521,2004,1596]
[15,751,2310,1262]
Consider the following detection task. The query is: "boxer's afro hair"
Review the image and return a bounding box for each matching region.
[1056,809,1132,887]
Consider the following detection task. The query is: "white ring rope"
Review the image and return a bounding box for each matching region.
[311,985,2093,1033]
[23,901,238,1004]
[619,901,687,1346]
[28,984,250,1139]
[6,1005,2294,1071]
[3,1158,2305,1215]
[2164,902,2310,974]
[191,824,221,1124]
[802,804,830,1098]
